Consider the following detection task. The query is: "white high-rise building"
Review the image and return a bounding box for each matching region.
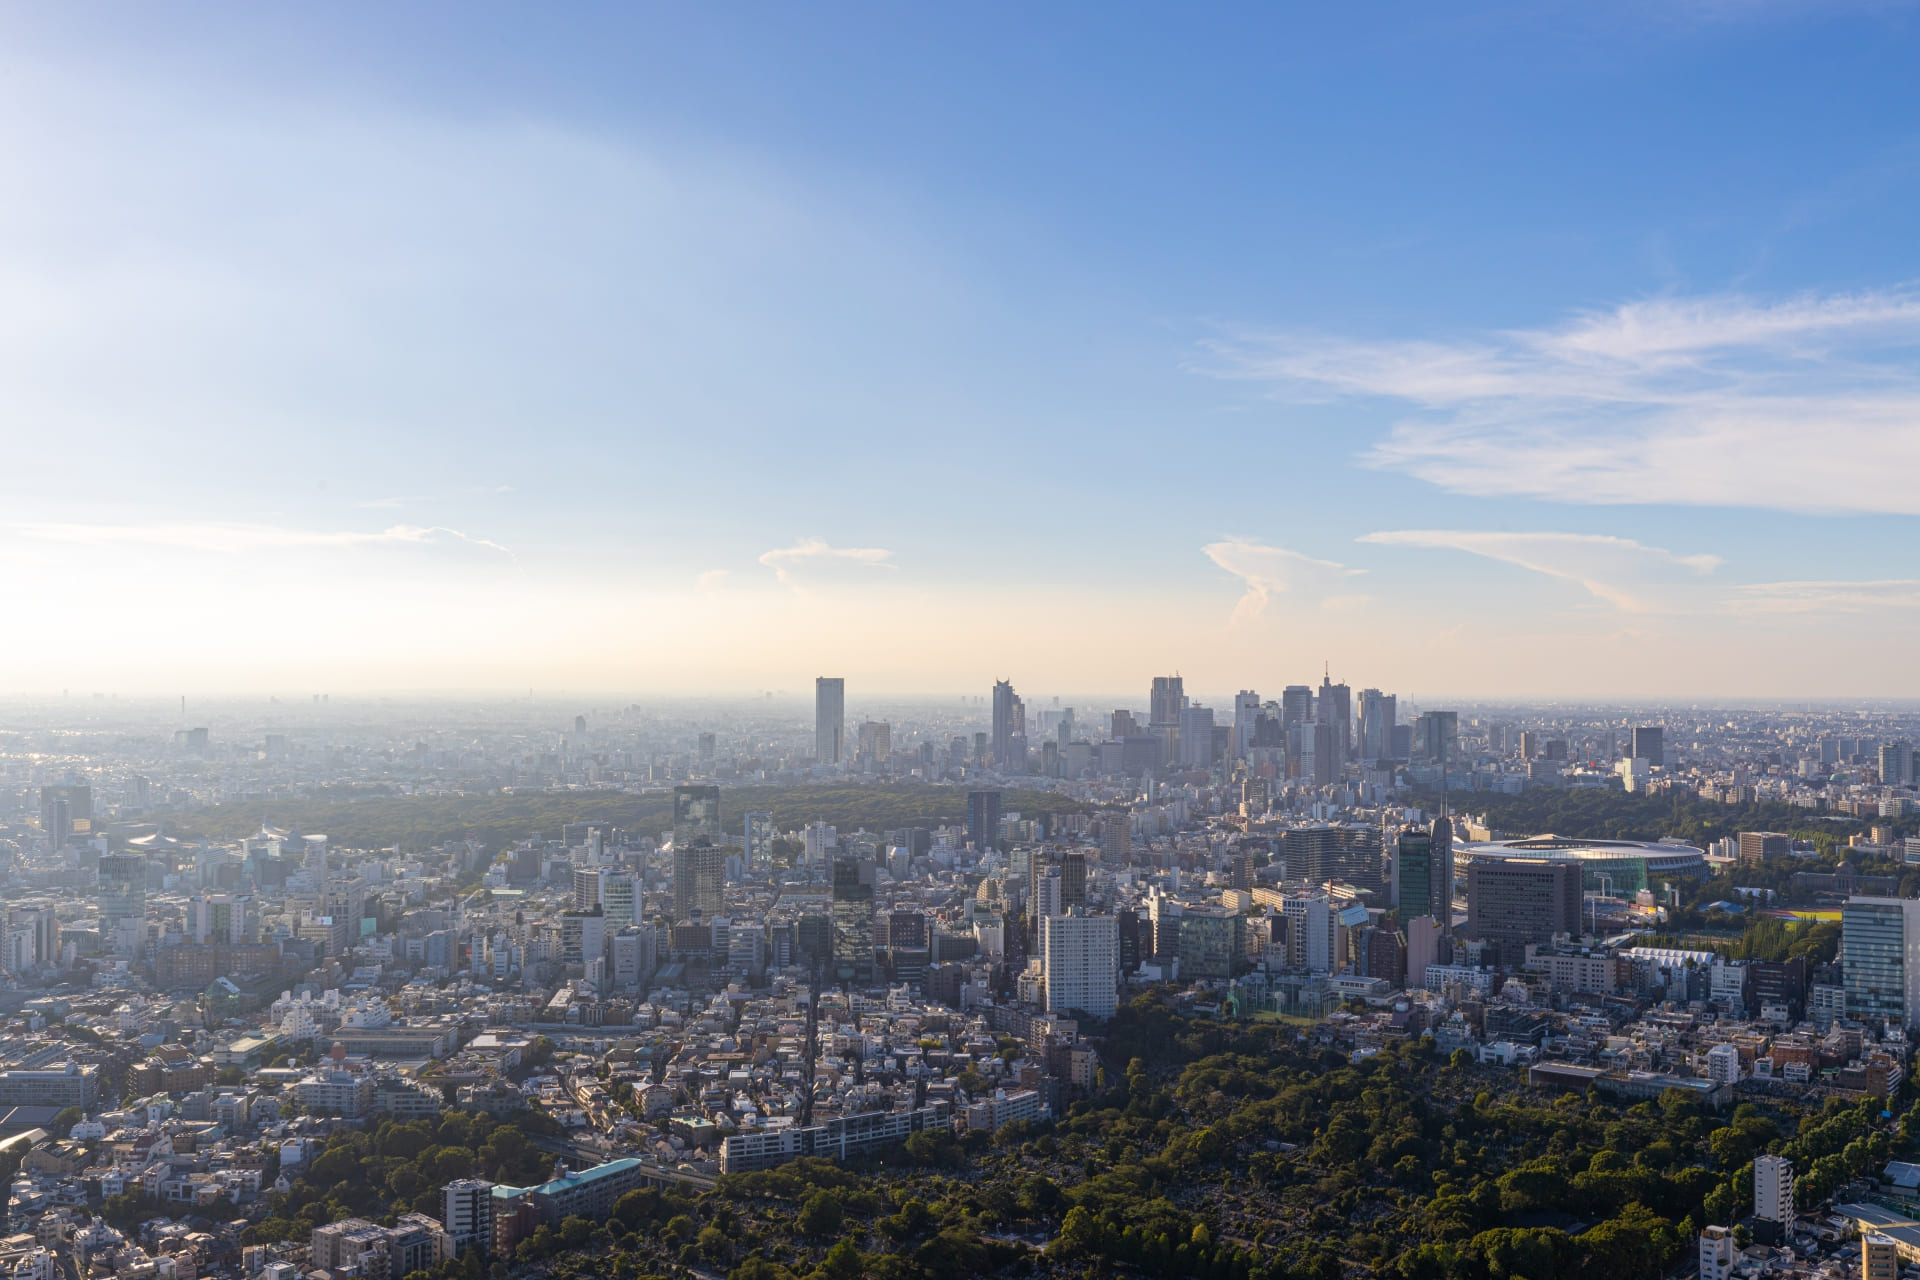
[1178,705,1216,768]
[598,871,642,926]
[1040,911,1118,1020]
[1699,1225,1735,1280]
[1704,1042,1741,1085]
[1282,895,1336,972]
[744,812,775,868]
[442,1179,494,1255]
[1754,1153,1794,1223]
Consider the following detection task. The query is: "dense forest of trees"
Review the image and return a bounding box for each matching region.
[230,997,1919,1280]
[1451,786,1903,851]
[168,784,1088,851]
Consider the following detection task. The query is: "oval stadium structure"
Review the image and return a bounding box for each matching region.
[1454,834,1708,896]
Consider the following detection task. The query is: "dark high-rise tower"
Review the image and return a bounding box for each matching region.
[1630,725,1664,766]
[991,680,1026,771]
[967,789,1004,853]
[815,678,846,765]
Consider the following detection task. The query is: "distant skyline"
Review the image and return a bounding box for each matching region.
[4,5,1920,695]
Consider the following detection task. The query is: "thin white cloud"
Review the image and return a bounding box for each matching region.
[1360,529,1719,613]
[13,521,512,556]
[1203,538,1363,622]
[1209,289,1920,514]
[1729,579,1920,614]
[757,538,896,585]
[695,569,731,593]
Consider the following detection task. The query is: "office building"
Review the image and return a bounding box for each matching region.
[1317,673,1351,766]
[0,1062,100,1108]
[673,784,721,848]
[672,843,724,921]
[97,853,147,930]
[968,789,1004,853]
[1356,689,1395,764]
[1880,741,1914,787]
[991,680,1026,771]
[442,1178,495,1255]
[1178,705,1216,768]
[1753,1154,1793,1223]
[1414,711,1459,766]
[1465,857,1581,950]
[1040,911,1119,1019]
[1176,907,1246,979]
[1841,897,1920,1029]
[1060,852,1087,911]
[559,911,606,966]
[188,894,248,945]
[1630,725,1664,765]
[831,855,876,984]
[857,720,892,767]
[1281,896,1336,972]
[39,783,91,849]
[1282,824,1383,895]
[1231,690,1261,759]
[814,677,845,766]
[1395,820,1452,924]
[1738,831,1791,865]
[1102,819,1131,864]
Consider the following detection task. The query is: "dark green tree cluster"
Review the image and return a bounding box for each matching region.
[241,1110,563,1246]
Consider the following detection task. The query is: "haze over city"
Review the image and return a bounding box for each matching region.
[10,12,1920,1280]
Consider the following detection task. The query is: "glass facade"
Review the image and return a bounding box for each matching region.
[1843,899,1907,1024]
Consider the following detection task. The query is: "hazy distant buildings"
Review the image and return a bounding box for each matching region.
[1630,725,1665,765]
[991,680,1026,771]
[968,790,1003,853]
[815,677,845,765]
[673,784,721,848]
[1177,705,1215,768]
[743,811,775,869]
[1356,689,1396,764]
[672,785,724,919]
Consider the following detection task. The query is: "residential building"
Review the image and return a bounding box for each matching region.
[1040,912,1118,1019]
[1754,1154,1793,1223]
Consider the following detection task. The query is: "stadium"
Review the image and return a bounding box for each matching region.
[1453,834,1709,897]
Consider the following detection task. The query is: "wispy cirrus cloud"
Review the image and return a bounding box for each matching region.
[1203,538,1364,622]
[1206,289,1920,514]
[757,538,895,586]
[13,521,513,556]
[1729,579,1920,614]
[1360,529,1719,613]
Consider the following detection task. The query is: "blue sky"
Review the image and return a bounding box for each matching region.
[4,3,1920,697]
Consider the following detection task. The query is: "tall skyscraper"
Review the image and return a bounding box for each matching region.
[830,855,875,984]
[1356,690,1396,764]
[1395,818,1453,925]
[1150,675,1185,760]
[1880,741,1913,787]
[1040,912,1118,1019]
[991,680,1026,771]
[673,784,722,848]
[1317,673,1351,768]
[1280,685,1313,727]
[967,789,1004,853]
[1842,897,1920,1030]
[1415,711,1459,767]
[814,677,845,765]
[1232,691,1261,759]
[672,843,724,920]
[1630,725,1665,765]
[39,784,92,850]
[1177,705,1216,768]
[743,811,775,868]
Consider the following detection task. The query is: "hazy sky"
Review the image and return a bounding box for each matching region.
[5,3,1920,699]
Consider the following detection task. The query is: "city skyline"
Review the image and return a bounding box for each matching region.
[5,6,1920,695]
